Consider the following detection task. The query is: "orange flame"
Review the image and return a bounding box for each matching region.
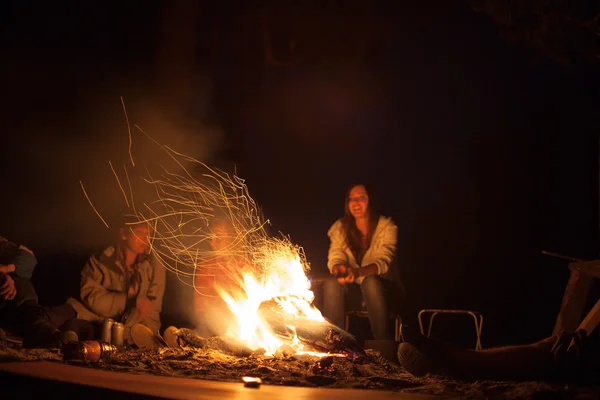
[88,130,342,356]
[216,247,330,356]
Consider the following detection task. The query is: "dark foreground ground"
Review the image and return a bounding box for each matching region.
[0,361,438,400]
[1,340,600,399]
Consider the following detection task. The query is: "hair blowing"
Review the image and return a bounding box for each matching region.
[341,184,380,263]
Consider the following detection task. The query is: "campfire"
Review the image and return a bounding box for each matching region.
[83,133,362,359]
[159,234,364,361]
[216,244,365,358]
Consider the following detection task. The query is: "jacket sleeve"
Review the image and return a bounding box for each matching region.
[371,220,398,275]
[146,257,166,318]
[80,255,127,318]
[327,220,348,274]
[11,245,37,279]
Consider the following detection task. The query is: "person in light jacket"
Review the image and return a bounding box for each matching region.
[323,183,405,340]
[67,215,166,345]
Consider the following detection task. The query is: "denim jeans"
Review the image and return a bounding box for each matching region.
[42,302,95,340]
[321,275,393,340]
[0,275,39,332]
[0,275,94,340]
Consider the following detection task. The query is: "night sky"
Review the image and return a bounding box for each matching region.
[2,1,599,347]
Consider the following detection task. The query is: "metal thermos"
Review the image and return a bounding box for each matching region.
[111,322,124,348]
[62,341,117,362]
[101,318,114,343]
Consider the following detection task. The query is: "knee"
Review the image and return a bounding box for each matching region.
[11,275,33,288]
[323,279,344,296]
[360,276,384,296]
[361,275,381,288]
[12,276,39,305]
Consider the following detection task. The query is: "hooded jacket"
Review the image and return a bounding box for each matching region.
[327,216,402,288]
[67,245,166,341]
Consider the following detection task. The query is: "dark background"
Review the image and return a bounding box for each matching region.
[1,1,599,347]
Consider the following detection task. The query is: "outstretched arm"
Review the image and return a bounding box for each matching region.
[327,221,348,274]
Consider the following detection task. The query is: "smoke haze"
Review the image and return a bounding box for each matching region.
[2,62,223,254]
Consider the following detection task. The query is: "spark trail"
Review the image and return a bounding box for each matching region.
[82,125,327,355]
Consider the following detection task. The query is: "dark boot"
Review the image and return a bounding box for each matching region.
[397,324,457,377]
[60,318,95,341]
[20,302,65,348]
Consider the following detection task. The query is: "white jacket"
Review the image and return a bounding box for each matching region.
[327,216,398,285]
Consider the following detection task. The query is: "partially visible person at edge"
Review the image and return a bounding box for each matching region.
[193,218,246,337]
[67,215,166,345]
[396,316,600,383]
[322,183,405,340]
[0,235,73,347]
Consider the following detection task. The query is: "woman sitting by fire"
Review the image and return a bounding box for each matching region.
[192,218,246,338]
[66,213,166,345]
[322,183,405,340]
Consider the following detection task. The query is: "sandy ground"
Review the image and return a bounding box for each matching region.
[1,339,599,399]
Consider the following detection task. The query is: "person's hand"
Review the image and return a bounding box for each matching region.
[340,267,358,284]
[136,296,153,318]
[128,276,140,298]
[0,264,15,275]
[0,274,17,301]
[331,264,341,277]
[331,264,348,277]
[333,265,358,285]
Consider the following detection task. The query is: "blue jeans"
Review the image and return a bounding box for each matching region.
[322,275,393,340]
[0,274,39,311]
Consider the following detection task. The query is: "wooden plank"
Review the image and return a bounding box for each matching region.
[553,265,595,336]
[571,261,600,279]
[0,361,435,400]
[565,298,600,353]
[577,298,600,335]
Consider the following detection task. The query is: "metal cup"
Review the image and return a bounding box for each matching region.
[101,318,114,343]
[111,322,124,348]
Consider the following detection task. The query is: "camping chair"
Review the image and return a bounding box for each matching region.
[343,283,403,342]
[417,309,484,350]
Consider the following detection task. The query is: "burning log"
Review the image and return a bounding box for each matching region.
[296,327,365,358]
[176,328,207,348]
[256,301,365,357]
[171,328,266,357]
[311,355,335,373]
[172,318,364,359]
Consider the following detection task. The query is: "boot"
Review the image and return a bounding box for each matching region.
[20,303,64,349]
[130,323,167,349]
[163,326,181,348]
[397,324,457,377]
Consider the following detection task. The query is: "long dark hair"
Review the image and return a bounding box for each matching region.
[341,183,380,262]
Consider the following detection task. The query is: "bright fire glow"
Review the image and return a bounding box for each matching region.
[83,125,341,357]
[217,247,326,355]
